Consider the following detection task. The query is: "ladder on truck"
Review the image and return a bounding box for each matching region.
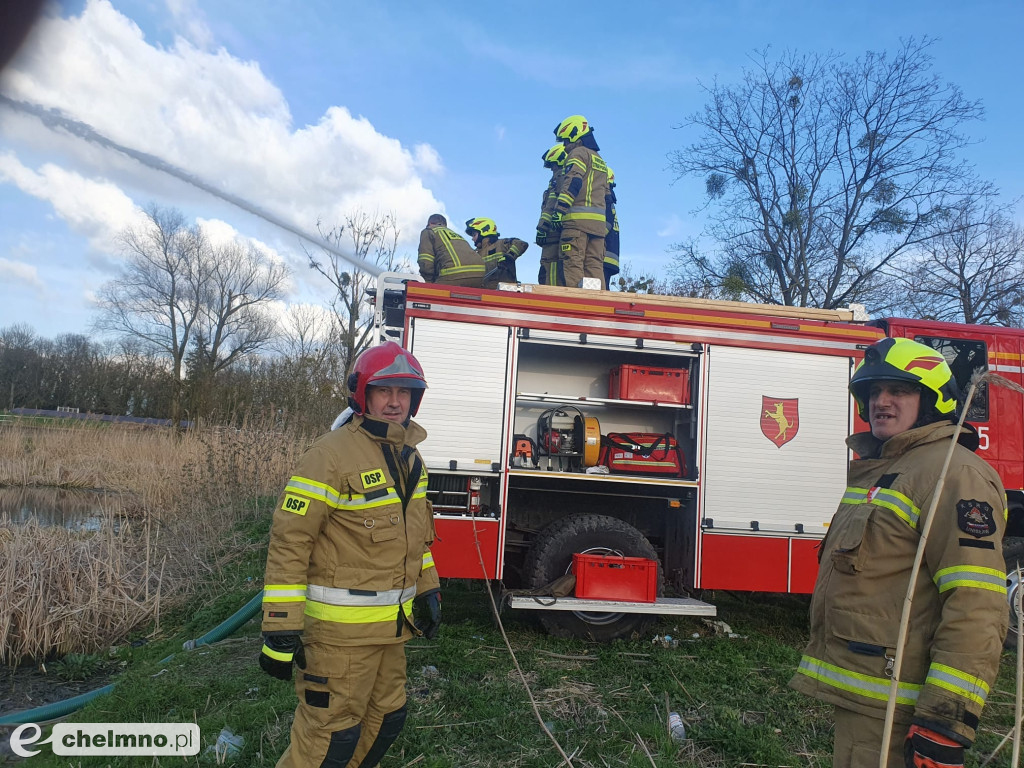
[370,272,422,344]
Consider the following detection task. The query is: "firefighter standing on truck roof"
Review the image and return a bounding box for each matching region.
[465,217,529,289]
[553,114,610,289]
[417,213,486,287]
[604,166,620,289]
[259,342,441,768]
[536,143,568,286]
[789,337,1007,768]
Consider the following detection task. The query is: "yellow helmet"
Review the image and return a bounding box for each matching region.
[542,143,567,168]
[465,217,498,239]
[607,166,615,186]
[554,114,591,142]
[849,338,959,421]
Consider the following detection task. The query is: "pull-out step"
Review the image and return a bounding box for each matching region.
[506,595,716,616]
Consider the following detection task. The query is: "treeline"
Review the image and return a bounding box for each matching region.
[0,324,349,433]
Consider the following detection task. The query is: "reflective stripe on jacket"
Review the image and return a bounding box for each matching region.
[262,414,439,645]
[556,144,610,236]
[604,188,619,276]
[478,236,528,289]
[537,169,564,241]
[418,226,485,286]
[789,420,1007,745]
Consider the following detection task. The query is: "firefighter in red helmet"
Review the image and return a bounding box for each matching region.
[260,341,440,768]
[790,338,1006,768]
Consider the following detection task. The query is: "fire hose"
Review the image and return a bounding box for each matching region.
[0,591,263,726]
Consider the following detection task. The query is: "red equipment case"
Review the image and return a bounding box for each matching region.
[572,553,658,602]
[608,365,690,404]
[599,432,687,477]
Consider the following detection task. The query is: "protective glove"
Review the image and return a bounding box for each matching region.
[550,211,564,227]
[259,632,305,681]
[904,724,964,768]
[414,589,442,640]
[536,229,550,245]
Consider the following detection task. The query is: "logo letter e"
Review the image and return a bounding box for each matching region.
[10,723,46,757]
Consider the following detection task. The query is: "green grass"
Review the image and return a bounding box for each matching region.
[10,516,1024,767]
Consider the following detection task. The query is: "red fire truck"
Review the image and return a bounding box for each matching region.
[370,275,1024,641]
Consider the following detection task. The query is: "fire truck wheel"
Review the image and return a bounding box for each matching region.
[524,514,663,642]
[1004,537,1024,650]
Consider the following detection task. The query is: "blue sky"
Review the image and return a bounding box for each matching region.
[1,0,1022,339]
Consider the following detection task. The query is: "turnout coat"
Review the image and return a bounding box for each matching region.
[790,420,1008,745]
[261,414,439,646]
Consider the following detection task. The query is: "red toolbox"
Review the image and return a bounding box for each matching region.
[608,365,690,404]
[572,553,658,602]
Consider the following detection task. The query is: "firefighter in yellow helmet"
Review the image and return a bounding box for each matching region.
[465,217,529,289]
[417,213,486,287]
[536,143,567,285]
[552,114,610,288]
[790,337,1006,768]
[260,342,440,768]
[604,166,620,289]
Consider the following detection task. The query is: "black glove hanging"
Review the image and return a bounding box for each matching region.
[258,632,305,681]
[414,589,442,640]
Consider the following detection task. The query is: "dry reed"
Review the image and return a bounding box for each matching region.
[0,418,311,663]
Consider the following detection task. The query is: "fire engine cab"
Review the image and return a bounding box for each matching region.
[371,275,1024,641]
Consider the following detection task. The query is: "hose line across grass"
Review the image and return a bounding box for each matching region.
[0,591,264,726]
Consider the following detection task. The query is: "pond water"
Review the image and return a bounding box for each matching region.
[0,487,127,530]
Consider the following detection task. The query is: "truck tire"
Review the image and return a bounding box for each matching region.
[1004,537,1024,650]
[523,514,662,641]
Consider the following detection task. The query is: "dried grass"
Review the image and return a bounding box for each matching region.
[0,419,310,663]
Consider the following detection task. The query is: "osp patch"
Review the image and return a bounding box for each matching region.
[281,494,310,516]
[957,499,997,538]
[360,468,387,489]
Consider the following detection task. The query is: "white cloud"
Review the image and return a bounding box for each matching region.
[413,143,443,175]
[0,258,44,291]
[0,152,140,250]
[164,0,214,50]
[0,0,443,260]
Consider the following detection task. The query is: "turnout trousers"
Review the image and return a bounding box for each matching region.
[538,243,561,285]
[557,227,606,288]
[832,706,911,768]
[277,641,408,768]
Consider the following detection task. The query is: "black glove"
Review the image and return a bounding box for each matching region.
[904,724,965,768]
[259,632,305,681]
[414,589,442,640]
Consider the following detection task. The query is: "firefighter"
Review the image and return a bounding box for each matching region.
[259,341,441,768]
[789,337,1006,768]
[536,143,567,286]
[604,166,620,289]
[552,114,610,289]
[417,213,486,287]
[465,217,529,289]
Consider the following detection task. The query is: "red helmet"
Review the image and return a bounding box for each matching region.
[347,342,427,417]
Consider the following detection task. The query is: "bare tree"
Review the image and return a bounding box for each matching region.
[894,198,1024,325]
[197,241,289,373]
[306,209,407,383]
[668,39,983,310]
[274,304,339,364]
[95,204,290,425]
[94,205,205,427]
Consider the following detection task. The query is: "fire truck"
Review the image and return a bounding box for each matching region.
[370,275,1024,641]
